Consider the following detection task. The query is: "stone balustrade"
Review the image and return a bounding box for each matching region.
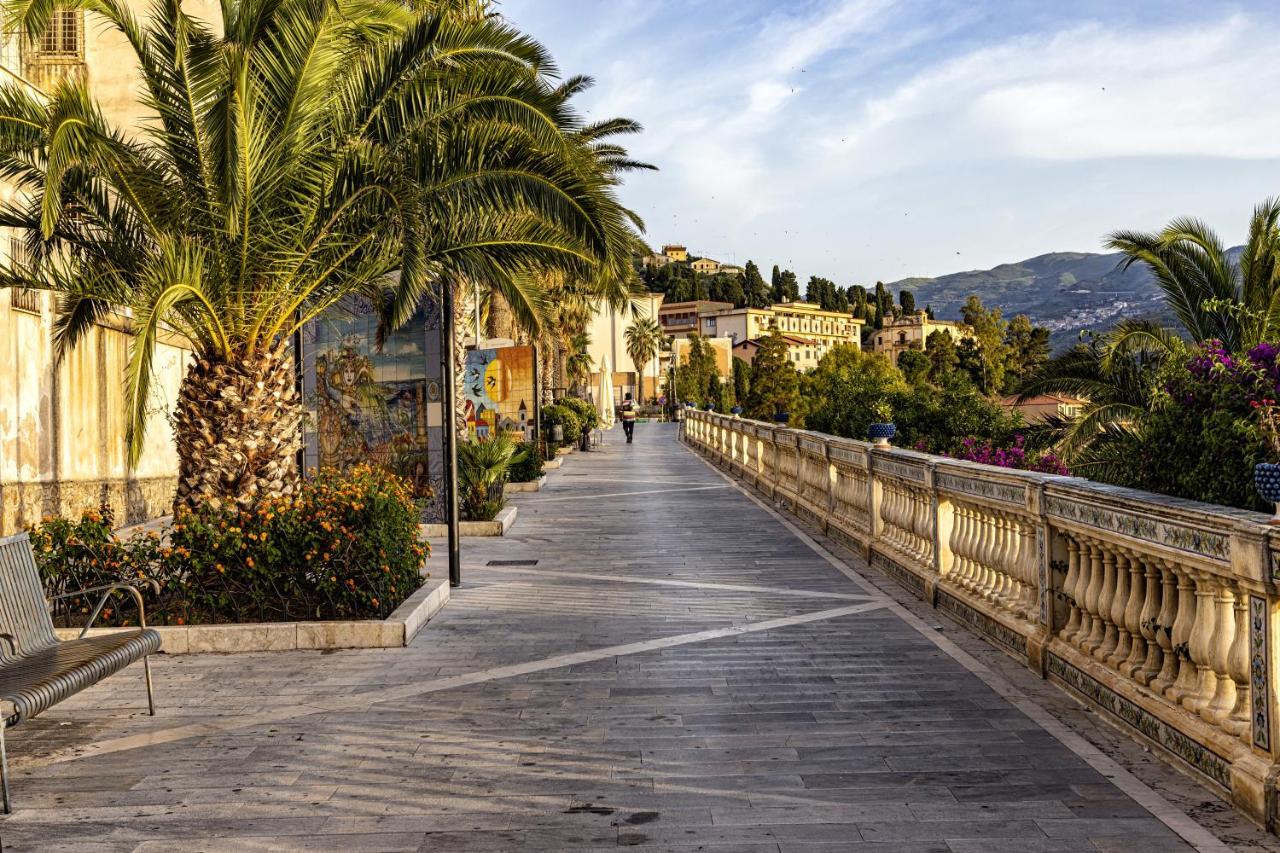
[682,409,1280,830]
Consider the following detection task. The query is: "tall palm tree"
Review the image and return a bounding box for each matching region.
[1106,198,1280,355]
[0,0,638,512]
[564,332,593,395]
[625,315,661,402]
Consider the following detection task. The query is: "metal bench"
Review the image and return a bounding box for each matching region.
[0,532,161,813]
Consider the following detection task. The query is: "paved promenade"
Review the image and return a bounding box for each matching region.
[0,424,1248,850]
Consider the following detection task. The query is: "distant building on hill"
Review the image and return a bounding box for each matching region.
[700,302,863,365]
[690,257,721,274]
[871,310,971,366]
[999,393,1088,424]
[734,333,824,371]
[662,244,689,262]
[658,300,733,338]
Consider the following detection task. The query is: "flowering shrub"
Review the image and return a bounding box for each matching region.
[954,435,1070,475]
[28,465,428,626]
[27,507,172,627]
[1111,339,1274,510]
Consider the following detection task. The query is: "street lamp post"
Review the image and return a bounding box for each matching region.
[441,279,462,588]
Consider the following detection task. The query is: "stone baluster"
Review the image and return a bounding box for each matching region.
[1203,581,1238,726]
[1184,571,1220,714]
[1095,550,1119,663]
[1152,563,1180,693]
[987,514,1010,604]
[975,509,998,600]
[1105,552,1132,668]
[950,504,972,589]
[1134,558,1163,685]
[1120,552,1149,678]
[1081,543,1105,654]
[1166,568,1199,703]
[1060,538,1082,641]
[1223,591,1251,740]
[1021,521,1041,620]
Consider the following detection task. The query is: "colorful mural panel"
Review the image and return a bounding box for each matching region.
[464,345,536,440]
[301,297,447,521]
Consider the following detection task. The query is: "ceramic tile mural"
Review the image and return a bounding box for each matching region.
[301,297,448,522]
[463,345,536,440]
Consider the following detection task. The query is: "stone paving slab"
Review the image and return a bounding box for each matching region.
[0,423,1253,850]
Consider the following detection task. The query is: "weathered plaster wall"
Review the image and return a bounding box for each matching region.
[0,291,191,534]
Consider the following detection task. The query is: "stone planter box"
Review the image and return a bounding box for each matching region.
[420,505,517,538]
[504,475,547,494]
[543,457,564,470]
[555,446,574,457]
[55,577,450,654]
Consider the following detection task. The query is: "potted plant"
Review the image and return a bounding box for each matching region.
[868,400,895,446]
[772,410,790,424]
[1254,395,1280,523]
[730,404,743,417]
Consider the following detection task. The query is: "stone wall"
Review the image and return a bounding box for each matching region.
[685,409,1280,832]
[0,290,190,534]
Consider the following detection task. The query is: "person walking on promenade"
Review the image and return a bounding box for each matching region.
[619,393,638,443]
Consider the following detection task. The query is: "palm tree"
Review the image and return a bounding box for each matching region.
[625,315,662,402]
[564,333,594,395]
[0,0,639,512]
[1106,198,1280,355]
[1020,199,1280,468]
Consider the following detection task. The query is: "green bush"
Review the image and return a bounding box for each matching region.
[508,441,544,482]
[540,403,581,446]
[457,434,523,521]
[559,395,599,431]
[28,465,428,626]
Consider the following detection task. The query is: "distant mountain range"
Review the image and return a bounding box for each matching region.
[889,249,1237,352]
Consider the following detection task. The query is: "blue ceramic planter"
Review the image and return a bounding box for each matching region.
[1256,463,1280,524]
[868,422,896,444]
[772,412,791,424]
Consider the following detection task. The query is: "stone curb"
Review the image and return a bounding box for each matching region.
[54,576,450,655]
[503,475,547,494]
[419,504,517,538]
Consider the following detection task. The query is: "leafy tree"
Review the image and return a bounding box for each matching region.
[1002,314,1051,393]
[899,290,916,314]
[674,334,719,407]
[960,296,1008,393]
[897,349,930,385]
[0,0,641,512]
[803,346,906,438]
[850,285,868,320]
[770,265,784,303]
[925,329,961,382]
[744,334,801,420]
[874,282,892,329]
[744,261,771,308]
[778,269,801,302]
[732,356,752,404]
[806,276,841,311]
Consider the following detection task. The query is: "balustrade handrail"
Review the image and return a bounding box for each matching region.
[682,408,1280,828]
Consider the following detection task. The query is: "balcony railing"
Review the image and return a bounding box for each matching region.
[683,409,1280,829]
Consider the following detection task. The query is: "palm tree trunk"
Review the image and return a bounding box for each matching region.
[452,282,469,435]
[172,343,301,514]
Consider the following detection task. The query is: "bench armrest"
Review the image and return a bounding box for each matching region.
[50,580,160,638]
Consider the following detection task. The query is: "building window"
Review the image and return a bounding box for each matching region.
[38,10,83,57]
[7,236,39,313]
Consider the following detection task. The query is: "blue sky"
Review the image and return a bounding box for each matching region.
[499,0,1280,283]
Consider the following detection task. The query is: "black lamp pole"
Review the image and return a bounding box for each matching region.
[441,279,461,587]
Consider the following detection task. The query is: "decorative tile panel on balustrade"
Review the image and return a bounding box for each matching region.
[683,410,1280,832]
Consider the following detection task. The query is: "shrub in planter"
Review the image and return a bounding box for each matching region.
[28,507,174,627]
[29,465,428,625]
[507,441,544,483]
[540,404,580,446]
[458,434,524,521]
[559,395,599,431]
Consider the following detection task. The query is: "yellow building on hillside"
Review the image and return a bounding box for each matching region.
[871,310,972,366]
[698,301,863,368]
